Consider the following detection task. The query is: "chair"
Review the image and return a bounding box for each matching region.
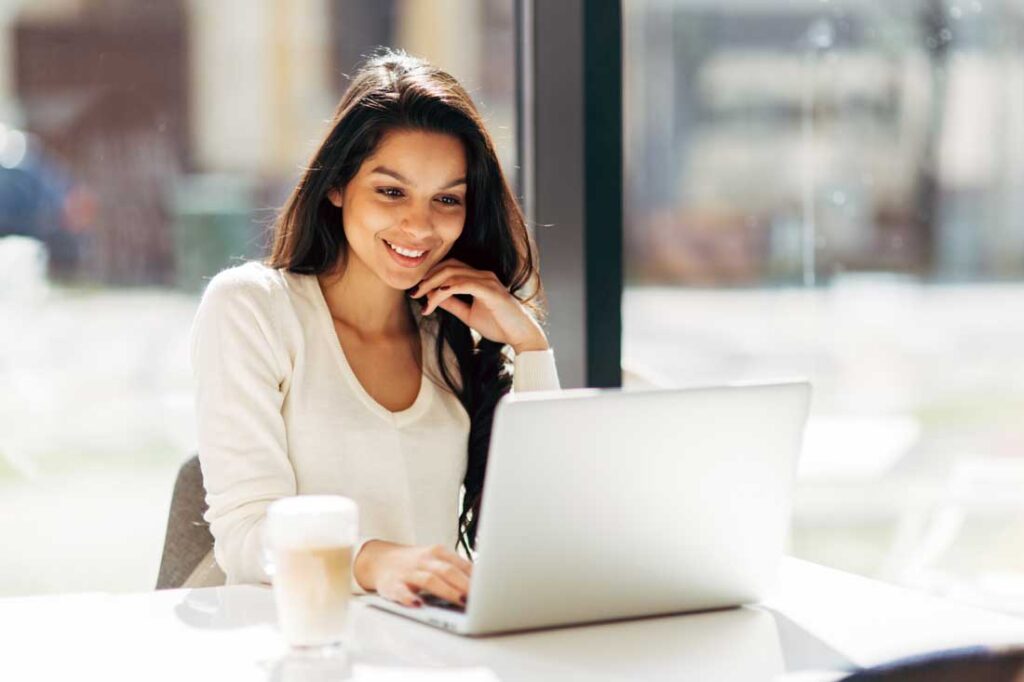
[156,455,216,589]
[841,645,1024,681]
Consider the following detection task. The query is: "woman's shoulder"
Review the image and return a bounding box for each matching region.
[200,260,288,310]
[190,261,296,379]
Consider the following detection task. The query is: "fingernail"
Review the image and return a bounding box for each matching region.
[412,599,423,608]
[459,594,467,604]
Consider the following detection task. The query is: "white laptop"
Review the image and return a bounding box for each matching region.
[364,380,812,636]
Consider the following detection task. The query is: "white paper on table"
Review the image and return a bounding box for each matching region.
[352,665,500,681]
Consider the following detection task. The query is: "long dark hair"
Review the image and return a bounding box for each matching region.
[267,48,545,555]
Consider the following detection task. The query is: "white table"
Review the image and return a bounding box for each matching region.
[3,558,1024,681]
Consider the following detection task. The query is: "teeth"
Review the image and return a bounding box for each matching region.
[386,240,426,258]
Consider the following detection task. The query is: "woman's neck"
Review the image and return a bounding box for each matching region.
[318,254,416,339]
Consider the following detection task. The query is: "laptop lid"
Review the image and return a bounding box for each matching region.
[463,380,811,635]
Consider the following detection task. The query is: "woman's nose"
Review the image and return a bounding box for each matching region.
[399,204,436,240]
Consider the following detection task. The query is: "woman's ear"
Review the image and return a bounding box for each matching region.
[326,187,343,208]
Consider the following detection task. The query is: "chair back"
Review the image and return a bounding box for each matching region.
[156,455,215,589]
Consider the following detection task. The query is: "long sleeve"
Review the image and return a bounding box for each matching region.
[511,347,561,392]
[189,267,295,585]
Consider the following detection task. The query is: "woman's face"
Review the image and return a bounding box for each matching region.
[327,128,468,290]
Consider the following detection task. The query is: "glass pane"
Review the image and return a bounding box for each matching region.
[624,0,1024,611]
[0,0,517,596]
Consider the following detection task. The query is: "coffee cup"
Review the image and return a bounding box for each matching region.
[265,495,358,649]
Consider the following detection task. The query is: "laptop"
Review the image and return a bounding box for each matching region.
[364,380,812,636]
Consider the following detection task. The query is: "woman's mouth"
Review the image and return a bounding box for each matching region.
[383,239,430,268]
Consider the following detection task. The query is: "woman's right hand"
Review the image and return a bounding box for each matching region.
[353,540,473,607]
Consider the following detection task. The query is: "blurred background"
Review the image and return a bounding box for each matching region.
[1,0,1022,618]
[623,0,1024,614]
[0,0,519,596]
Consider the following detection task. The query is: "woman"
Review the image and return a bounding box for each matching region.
[190,49,560,608]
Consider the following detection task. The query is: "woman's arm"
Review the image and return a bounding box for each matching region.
[190,267,296,585]
[511,347,560,393]
[409,257,560,395]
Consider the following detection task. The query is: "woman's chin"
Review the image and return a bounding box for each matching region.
[378,268,421,293]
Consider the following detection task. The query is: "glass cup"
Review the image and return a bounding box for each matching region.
[265,495,358,650]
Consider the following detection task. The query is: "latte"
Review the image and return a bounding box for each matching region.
[266,496,358,648]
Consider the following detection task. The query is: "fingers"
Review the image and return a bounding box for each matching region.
[423,278,501,315]
[421,258,470,281]
[412,264,500,299]
[379,544,474,608]
[435,295,471,322]
[413,269,486,300]
[408,567,466,605]
[382,582,423,608]
[408,545,472,605]
[410,265,471,297]
[431,544,474,575]
[422,558,470,597]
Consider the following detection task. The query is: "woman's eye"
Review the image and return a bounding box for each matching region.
[376,187,460,206]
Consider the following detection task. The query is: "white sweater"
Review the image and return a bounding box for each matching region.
[189,261,560,590]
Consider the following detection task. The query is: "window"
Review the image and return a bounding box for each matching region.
[623,0,1024,611]
[0,0,517,597]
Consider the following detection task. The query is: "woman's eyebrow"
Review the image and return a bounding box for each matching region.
[369,165,467,190]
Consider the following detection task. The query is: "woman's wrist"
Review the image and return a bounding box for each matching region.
[512,332,550,355]
[353,539,402,591]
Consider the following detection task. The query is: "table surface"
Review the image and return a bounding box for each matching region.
[3,558,1024,682]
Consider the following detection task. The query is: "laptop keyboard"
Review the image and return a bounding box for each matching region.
[421,594,466,612]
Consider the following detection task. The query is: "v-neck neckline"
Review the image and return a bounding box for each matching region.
[310,274,433,426]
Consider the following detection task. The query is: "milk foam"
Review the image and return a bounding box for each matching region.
[266,495,358,550]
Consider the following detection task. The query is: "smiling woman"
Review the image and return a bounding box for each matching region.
[189,48,560,609]
[324,130,468,278]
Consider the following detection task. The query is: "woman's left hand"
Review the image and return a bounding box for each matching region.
[410,258,549,354]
